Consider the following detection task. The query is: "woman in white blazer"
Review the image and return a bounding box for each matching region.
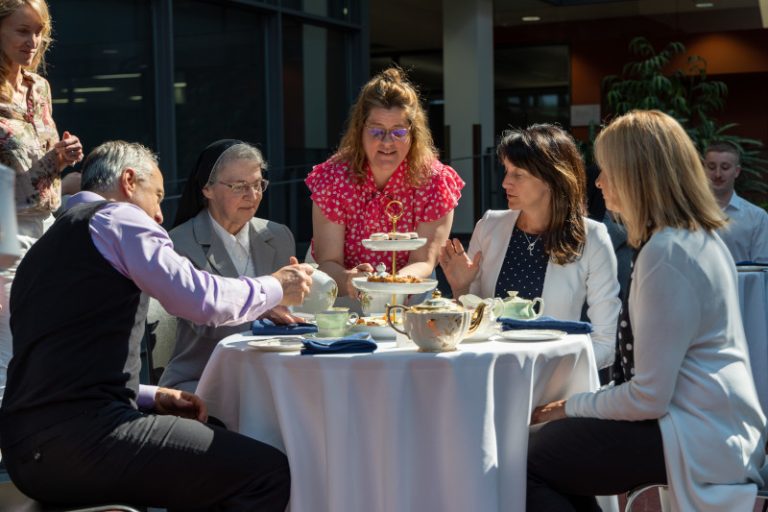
[439,124,620,369]
[527,110,766,511]
[159,140,298,393]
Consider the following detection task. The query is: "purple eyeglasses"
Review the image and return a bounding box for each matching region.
[365,126,410,142]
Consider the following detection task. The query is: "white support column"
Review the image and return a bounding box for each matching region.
[443,0,494,233]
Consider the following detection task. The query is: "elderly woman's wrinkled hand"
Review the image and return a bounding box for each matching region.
[531,399,568,425]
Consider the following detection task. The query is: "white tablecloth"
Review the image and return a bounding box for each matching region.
[196,333,605,512]
[739,270,768,414]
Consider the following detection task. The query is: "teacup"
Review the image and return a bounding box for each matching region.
[315,307,359,337]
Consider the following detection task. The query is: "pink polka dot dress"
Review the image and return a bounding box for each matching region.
[306,158,465,272]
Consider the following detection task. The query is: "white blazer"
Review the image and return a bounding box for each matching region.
[466,209,620,368]
[567,227,766,511]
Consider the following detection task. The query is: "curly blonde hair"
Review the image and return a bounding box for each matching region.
[594,110,726,247]
[0,0,52,102]
[334,67,437,185]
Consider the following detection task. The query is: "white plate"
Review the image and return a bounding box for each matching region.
[247,338,305,352]
[737,266,768,272]
[352,277,438,294]
[361,238,427,251]
[303,333,351,340]
[498,329,566,342]
[350,319,398,339]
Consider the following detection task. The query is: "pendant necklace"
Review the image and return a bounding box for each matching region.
[521,230,541,256]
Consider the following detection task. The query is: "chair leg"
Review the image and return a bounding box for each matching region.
[625,484,665,512]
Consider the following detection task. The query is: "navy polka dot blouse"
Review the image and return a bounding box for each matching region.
[494,226,548,304]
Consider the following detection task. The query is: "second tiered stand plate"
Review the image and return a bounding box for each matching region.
[352,277,438,295]
[361,238,427,252]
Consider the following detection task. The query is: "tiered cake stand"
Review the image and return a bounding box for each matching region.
[351,200,438,307]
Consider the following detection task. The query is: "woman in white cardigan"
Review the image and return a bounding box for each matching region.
[527,110,766,511]
[439,124,620,369]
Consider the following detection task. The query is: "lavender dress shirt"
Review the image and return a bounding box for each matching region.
[66,191,283,407]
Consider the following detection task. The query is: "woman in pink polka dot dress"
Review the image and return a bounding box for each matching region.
[306,68,464,301]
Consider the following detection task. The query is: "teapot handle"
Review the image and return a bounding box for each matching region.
[385,304,409,336]
[467,302,487,335]
[531,298,545,319]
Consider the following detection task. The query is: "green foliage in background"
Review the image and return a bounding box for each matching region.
[601,36,768,195]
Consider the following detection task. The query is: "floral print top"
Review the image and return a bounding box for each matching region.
[306,157,465,272]
[0,71,61,217]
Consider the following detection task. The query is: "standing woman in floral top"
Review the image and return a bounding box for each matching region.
[306,67,464,301]
[0,0,83,404]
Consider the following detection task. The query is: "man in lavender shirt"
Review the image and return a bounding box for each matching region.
[0,141,312,511]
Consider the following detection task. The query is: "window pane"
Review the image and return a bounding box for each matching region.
[281,19,349,249]
[173,0,267,198]
[281,0,357,22]
[495,45,570,132]
[47,1,155,152]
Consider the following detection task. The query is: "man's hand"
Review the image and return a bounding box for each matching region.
[154,387,208,422]
[531,399,567,425]
[260,305,305,324]
[272,256,314,306]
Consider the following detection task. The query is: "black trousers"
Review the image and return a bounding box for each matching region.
[527,417,667,512]
[1,402,290,511]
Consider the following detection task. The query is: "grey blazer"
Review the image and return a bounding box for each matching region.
[158,210,295,392]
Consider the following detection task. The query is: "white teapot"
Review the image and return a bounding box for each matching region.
[386,291,486,352]
[294,265,338,314]
[458,294,503,339]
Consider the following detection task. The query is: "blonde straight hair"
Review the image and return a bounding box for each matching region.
[594,110,726,247]
[0,0,52,102]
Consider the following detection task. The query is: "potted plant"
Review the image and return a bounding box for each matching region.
[601,36,768,196]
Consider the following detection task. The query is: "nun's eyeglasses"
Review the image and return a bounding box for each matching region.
[217,179,269,195]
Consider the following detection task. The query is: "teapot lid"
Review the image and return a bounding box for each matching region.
[411,290,463,312]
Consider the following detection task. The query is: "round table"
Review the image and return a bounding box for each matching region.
[196,333,605,512]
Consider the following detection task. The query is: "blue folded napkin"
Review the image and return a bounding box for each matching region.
[498,316,593,334]
[251,319,318,335]
[301,332,377,355]
[736,261,768,267]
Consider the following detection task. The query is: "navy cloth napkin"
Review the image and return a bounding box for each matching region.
[251,319,318,335]
[301,332,377,355]
[498,315,593,334]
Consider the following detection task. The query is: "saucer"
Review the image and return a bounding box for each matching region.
[247,337,305,352]
[498,329,566,342]
[304,333,350,340]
